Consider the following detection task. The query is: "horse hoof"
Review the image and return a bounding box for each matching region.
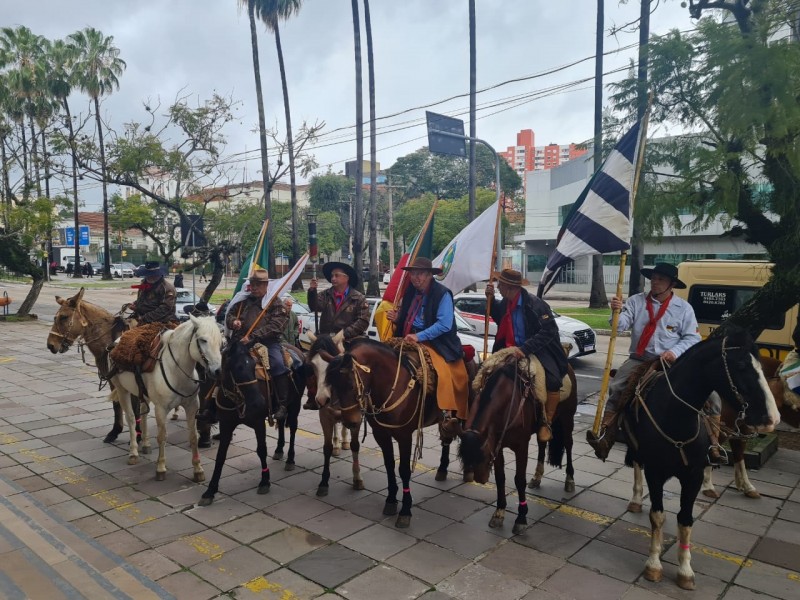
[627,502,643,513]
[643,567,662,582]
[127,456,138,465]
[136,435,142,444]
[272,450,284,460]
[341,441,350,450]
[676,574,695,590]
[353,480,365,491]
[332,447,341,457]
[198,496,213,507]
[103,433,118,444]
[198,439,212,449]
[395,515,411,528]
[702,489,720,499]
[193,472,205,483]
[489,517,504,528]
[155,471,166,482]
[512,522,527,535]
[463,471,474,483]
[744,490,761,499]
[285,461,295,471]
[383,502,398,516]
[528,478,541,489]
[316,486,329,497]
[564,480,575,493]
[258,483,271,495]
[435,470,447,482]
[141,446,151,455]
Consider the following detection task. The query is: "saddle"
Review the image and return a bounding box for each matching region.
[109,322,177,373]
[383,338,437,397]
[473,347,572,404]
[250,342,303,382]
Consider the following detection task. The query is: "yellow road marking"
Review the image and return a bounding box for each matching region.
[0,356,15,363]
[182,534,224,561]
[243,576,299,598]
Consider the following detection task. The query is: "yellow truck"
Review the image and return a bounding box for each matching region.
[675,260,798,360]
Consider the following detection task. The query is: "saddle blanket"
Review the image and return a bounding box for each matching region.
[109,323,176,372]
[474,347,572,405]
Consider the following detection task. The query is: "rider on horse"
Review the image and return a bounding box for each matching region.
[305,261,370,409]
[485,269,568,442]
[129,262,177,325]
[386,257,469,432]
[587,263,705,461]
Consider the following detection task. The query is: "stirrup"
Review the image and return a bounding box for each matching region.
[708,444,727,467]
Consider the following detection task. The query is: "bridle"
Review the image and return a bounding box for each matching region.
[158,323,209,398]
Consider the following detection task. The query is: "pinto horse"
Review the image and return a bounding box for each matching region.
[319,337,464,528]
[457,349,578,534]
[46,288,141,444]
[621,329,780,590]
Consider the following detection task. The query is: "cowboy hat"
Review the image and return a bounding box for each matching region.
[640,263,686,289]
[142,261,163,276]
[401,256,443,275]
[249,269,269,284]
[492,268,529,287]
[322,261,359,287]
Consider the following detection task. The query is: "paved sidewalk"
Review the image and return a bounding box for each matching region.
[1,319,799,600]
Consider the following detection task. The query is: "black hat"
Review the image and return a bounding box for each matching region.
[143,261,162,275]
[640,263,686,289]
[322,261,358,287]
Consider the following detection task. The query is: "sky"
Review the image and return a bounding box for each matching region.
[4,0,699,210]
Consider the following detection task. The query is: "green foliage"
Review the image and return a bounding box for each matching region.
[308,173,352,213]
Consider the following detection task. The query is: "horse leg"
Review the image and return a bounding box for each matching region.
[138,399,151,455]
[528,440,545,489]
[115,388,140,466]
[347,423,364,491]
[489,452,507,529]
[628,463,644,513]
[284,404,298,471]
[674,472,702,590]
[563,413,575,493]
[254,419,271,494]
[199,423,235,506]
[341,424,350,451]
[373,427,399,516]
[184,397,204,483]
[731,439,759,498]
[332,423,342,457]
[395,435,413,529]
[436,436,451,482]
[154,404,168,481]
[133,395,143,444]
[700,465,719,498]
[642,471,665,583]
[105,400,124,443]
[513,445,530,535]
[273,421,286,460]
[317,411,335,496]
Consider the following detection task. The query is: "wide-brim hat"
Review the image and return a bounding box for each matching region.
[143,261,162,275]
[249,269,269,284]
[401,256,443,275]
[322,261,359,287]
[492,268,529,287]
[641,262,686,289]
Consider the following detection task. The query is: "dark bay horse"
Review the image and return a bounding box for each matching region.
[318,337,461,528]
[457,349,578,534]
[199,340,306,506]
[622,329,779,590]
[46,288,141,444]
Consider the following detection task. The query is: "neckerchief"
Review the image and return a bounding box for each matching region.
[333,286,349,312]
[496,291,521,348]
[635,292,672,357]
[402,291,426,337]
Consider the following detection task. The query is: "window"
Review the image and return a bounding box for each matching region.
[688,285,784,329]
[527,255,547,271]
[558,203,575,225]
[454,298,486,315]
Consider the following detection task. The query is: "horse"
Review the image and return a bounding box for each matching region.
[198,339,307,505]
[457,349,578,534]
[620,329,780,590]
[306,332,366,497]
[46,288,141,444]
[318,337,468,528]
[109,315,223,482]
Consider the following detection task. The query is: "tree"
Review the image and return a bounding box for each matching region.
[68,27,126,280]
[350,0,365,291]
[611,0,800,338]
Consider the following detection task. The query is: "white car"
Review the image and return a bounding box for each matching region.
[453,292,597,359]
[110,263,135,278]
[174,288,217,321]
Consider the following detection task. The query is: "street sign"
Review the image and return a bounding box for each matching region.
[426,111,467,158]
[65,226,90,246]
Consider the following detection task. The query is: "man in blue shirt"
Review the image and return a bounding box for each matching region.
[485,269,568,442]
[387,257,468,426]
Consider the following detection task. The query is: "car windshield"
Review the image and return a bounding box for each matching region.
[176,290,200,303]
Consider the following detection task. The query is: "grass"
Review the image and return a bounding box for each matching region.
[552,306,611,330]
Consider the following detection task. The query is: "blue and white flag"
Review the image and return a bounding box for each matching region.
[537,121,643,298]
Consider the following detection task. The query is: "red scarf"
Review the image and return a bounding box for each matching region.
[402,292,425,337]
[635,293,672,356]
[333,287,348,312]
[496,292,520,348]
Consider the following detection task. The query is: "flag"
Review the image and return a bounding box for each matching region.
[233,219,270,295]
[432,200,500,294]
[226,254,309,322]
[537,121,643,298]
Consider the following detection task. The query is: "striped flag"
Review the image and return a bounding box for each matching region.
[537,121,643,298]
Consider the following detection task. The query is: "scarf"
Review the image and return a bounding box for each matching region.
[496,291,521,348]
[402,292,425,337]
[635,293,672,357]
[333,287,349,312]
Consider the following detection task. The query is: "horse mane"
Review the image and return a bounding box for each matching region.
[472,349,519,426]
[309,334,341,359]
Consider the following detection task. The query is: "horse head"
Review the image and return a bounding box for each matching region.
[307,331,345,406]
[187,314,223,378]
[47,288,88,353]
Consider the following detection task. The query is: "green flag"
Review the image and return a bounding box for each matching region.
[234,219,269,294]
[408,210,435,259]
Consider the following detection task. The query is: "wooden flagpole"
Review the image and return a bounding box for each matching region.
[483,199,504,360]
[392,199,438,308]
[591,102,653,437]
[244,254,309,339]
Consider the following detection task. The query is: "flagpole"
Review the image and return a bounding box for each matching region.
[591,101,653,437]
[483,197,503,359]
[392,199,438,308]
[244,254,309,339]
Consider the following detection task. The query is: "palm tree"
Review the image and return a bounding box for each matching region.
[239,0,275,274]
[251,0,303,285]
[363,0,379,296]
[68,27,126,280]
[351,0,364,290]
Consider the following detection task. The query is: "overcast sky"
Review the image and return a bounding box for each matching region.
[6,0,697,210]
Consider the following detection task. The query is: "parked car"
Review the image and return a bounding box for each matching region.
[110,263,135,278]
[382,271,391,284]
[452,292,597,359]
[89,262,104,273]
[174,288,217,321]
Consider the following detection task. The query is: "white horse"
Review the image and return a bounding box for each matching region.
[109,315,223,481]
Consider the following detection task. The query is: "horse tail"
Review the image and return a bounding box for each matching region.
[457,430,485,470]
[547,419,565,468]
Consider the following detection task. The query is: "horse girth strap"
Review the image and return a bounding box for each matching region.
[634,392,701,467]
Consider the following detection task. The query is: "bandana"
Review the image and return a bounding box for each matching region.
[496,291,521,348]
[635,293,672,357]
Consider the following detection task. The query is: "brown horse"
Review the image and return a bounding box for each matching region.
[457,349,578,534]
[317,337,460,528]
[45,288,141,444]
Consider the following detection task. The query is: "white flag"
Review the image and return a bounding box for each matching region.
[432,200,499,294]
[226,254,309,319]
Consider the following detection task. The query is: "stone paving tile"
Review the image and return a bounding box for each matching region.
[340,492,396,523]
[216,511,287,544]
[764,517,800,546]
[388,506,455,538]
[251,526,328,565]
[540,563,631,599]
[315,479,375,508]
[70,512,121,537]
[777,500,800,524]
[688,519,760,557]
[95,527,149,557]
[749,536,800,572]
[127,547,183,581]
[571,539,651,583]
[191,544,280,593]
[157,569,221,600]
[660,539,743,584]
[48,497,96,522]
[232,481,301,510]
[438,563,531,600]
[157,530,242,567]
[541,508,608,539]
[515,521,590,559]
[338,564,430,600]
[715,487,784,516]
[183,495,256,528]
[230,566,326,599]
[462,505,521,539]
[289,542,375,589]
[478,540,565,587]
[597,519,671,556]
[419,491,485,522]
[635,571,727,600]
[127,512,207,546]
[300,506,373,541]
[425,521,505,559]
[14,474,53,492]
[102,498,177,527]
[340,522,417,561]
[568,489,631,519]
[698,503,774,536]
[266,493,336,524]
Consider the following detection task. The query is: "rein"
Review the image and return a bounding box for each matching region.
[158,325,204,398]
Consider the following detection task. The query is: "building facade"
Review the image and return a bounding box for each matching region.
[499,129,589,192]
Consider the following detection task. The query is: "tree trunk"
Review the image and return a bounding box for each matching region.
[40,128,57,281]
[589,0,607,308]
[468,0,477,224]
[364,0,380,296]
[1,137,9,228]
[248,0,275,274]
[29,117,42,199]
[16,275,44,317]
[274,23,303,291]
[628,0,650,297]
[19,121,29,201]
[64,99,84,278]
[94,96,111,280]
[351,0,365,292]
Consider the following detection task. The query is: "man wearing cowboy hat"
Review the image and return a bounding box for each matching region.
[485,269,569,442]
[386,257,469,426]
[306,261,370,409]
[129,261,177,325]
[588,262,702,461]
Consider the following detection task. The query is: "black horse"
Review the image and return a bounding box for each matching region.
[623,329,779,590]
[198,340,306,506]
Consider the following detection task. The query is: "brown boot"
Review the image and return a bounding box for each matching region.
[707,414,723,466]
[586,410,618,461]
[538,391,560,443]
